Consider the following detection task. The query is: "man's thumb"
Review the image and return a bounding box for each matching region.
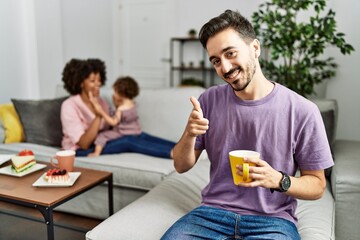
[190,96,203,117]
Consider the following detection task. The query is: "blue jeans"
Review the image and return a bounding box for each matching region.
[76,132,175,158]
[161,206,300,240]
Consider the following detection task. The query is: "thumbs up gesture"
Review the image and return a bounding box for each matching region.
[187,97,209,137]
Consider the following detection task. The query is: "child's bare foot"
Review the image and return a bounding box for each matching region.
[170,148,174,159]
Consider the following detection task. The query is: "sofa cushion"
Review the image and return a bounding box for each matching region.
[0,142,175,190]
[85,158,210,240]
[0,142,60,160]
[75,154,175,190]
[296,181,335,239]
[0,104,25,143]
[11,97,68,147]
[331,140,360,240]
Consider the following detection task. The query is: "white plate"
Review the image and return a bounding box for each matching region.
[0,154,15,165]
[32,172,81,187]
[0,163,46,177]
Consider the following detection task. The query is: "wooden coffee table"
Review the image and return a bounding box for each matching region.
[0,161,113,240]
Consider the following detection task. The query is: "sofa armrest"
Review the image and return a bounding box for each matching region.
[331,139,360,240]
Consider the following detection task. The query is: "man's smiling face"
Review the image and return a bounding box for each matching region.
[206,28,257,92]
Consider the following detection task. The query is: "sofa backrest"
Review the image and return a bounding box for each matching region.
[311,99,338,150]
[56,85,205,142]
[56,85,338,147]
[136,87,205,142]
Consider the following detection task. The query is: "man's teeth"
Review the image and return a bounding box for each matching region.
[228,70,239,79]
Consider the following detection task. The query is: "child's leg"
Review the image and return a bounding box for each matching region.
[88,145,103,157]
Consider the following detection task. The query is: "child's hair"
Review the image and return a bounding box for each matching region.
[113,76,139,99]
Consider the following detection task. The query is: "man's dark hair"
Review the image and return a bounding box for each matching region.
[199,10,256,49]
[62,58,107,95]
[113,76,139,99]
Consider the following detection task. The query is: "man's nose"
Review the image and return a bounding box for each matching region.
[221,60,232,74]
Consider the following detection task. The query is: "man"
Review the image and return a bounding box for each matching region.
[161,10,334,239]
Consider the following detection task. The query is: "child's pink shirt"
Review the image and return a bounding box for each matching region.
[61,95,109,150]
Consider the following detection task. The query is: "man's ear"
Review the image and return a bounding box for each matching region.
[253,39,261,58]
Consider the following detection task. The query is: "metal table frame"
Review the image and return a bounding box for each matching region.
[0,174,113,240]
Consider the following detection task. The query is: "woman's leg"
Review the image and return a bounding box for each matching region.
[126,133,175,159]
[100,135,134,155]
[76,146,95,156]
[83,132,175,157]
[139,132,176,148]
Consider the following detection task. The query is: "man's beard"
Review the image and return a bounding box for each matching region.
[224,59,256,92]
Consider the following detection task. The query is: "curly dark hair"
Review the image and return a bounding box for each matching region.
[113,76,139,99]
[87,58,107,83]
[199,9,256,49]
[62,58,107,95]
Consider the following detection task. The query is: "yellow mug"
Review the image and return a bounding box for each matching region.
[229,150,260,184]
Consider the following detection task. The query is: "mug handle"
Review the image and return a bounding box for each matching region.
[242,163,249,181]
[50,156,59,168]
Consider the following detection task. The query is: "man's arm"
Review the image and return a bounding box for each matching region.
[173,97,209,173]
[236,157,327,200]
[287,169,326,200]
[173,133,202,173]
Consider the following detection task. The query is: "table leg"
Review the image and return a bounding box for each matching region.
[36,205,54,240]
[108,174,114,216]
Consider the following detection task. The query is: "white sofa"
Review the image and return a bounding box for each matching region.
[1,86,359,239]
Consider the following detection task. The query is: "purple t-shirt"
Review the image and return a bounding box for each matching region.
[195,82,334,224]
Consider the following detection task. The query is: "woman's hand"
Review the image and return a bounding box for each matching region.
[89,92,105,117]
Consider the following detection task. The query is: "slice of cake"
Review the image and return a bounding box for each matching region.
[11,155,36,173]
[44,169,70,184]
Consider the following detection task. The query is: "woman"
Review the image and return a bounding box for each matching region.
[61,58,110,156]
[61,58,174,158]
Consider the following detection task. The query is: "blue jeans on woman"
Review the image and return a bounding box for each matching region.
[76,132,175,158]
[161,205,300,240]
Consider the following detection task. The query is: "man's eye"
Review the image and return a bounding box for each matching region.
[226,51,236,58]
[211,59,220,66]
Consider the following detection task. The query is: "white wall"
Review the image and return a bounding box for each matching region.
[325,0,360,141]
[0,0,39,101]
[33,0,63,99]
[0,0,359,141]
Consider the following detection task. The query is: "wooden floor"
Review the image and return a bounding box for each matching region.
[0,201,102,240]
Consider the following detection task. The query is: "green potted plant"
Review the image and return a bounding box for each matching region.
[252,0,354,97]
[188,28,197,38]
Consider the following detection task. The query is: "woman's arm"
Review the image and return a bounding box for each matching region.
[77,115,102,149]
[89,93,120,127]
[61,96,105,150]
